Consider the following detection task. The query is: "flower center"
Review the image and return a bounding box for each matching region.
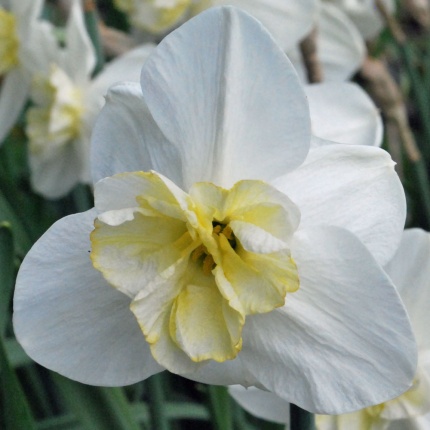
[90,171,301,365]
[191,221,236,275]
[0,8,19,75]
[26,64,84,154]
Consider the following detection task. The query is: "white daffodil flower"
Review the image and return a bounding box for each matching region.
[24,0,155,199]
[230,229,430,429]
[14,7,416,415]
[324,0,395,40]
[116,0,318,53]
[0,0,54,144]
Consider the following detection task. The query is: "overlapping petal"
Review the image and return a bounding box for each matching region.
[140,6,311,189]
[13,210,163,386]
[91,83,183,186]
[238,226,416,414]
[306,82,382,146]
[229,385,290,425]
[273,144,406,266]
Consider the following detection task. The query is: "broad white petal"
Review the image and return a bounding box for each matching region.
[239,226,416,414]
[384,229,430,351]
[13,210,163,385]
[0,68,30,144]
[91,83,183,186]
[229,385,290,425]
[63,0,96,83]
[273,144,406,266]
[306,82,382,146]
[28,140,83,199]
[213,0,317,51]
[140,6,311,189]
[290,3,365,82]
[317,4,365,81]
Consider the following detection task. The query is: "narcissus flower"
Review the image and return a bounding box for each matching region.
[24,0,154,198]
[230,230,430,428]
[0,0,53,143]
[14,7,416,414]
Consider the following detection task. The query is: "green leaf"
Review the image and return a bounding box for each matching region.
[0,223,14,335]
[4,338,32,367]
[0,335,36,430]
[52,374,141,430]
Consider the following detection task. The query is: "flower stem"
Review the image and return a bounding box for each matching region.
[147,374,170,430]
[289,403,315,430]
[207,385,234,430]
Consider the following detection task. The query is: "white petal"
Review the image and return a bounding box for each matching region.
[290,3,366,82]
[273,144,406,266]
[184,354,259,387]
[12,0,43,22]
[317,4,365,81]
[306,82,382,146]
[384,229,430,351]
[90,82,183,186]
[229,385,290,425]
[213,0,317,51]
[239,226,416,414]
[63,0,96,83]
[13,210,163,385]
[89,44,155,100]
[140,6,311,189]
[0,68,30,144]
[329,0,395,40]
[19,21,60,75]
[28,140,83,199]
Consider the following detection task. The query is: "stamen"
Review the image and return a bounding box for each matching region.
[212,224,222,235]
[202,254,215,275]
[191,244,207,262]
[222,225,233,240]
